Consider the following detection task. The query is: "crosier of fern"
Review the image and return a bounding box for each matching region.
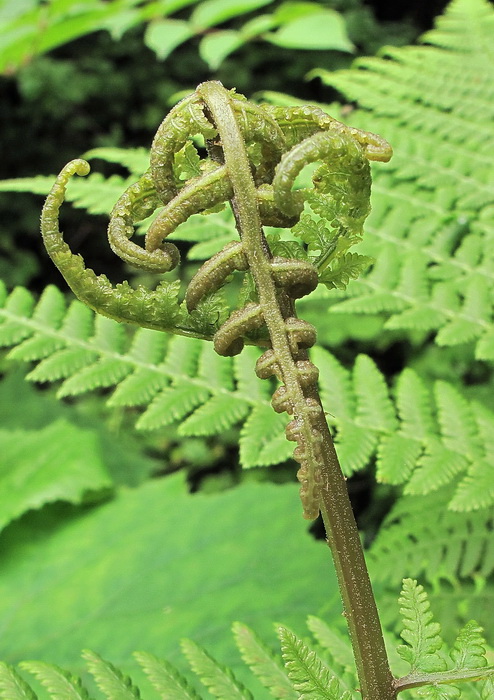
[37,81,492,699]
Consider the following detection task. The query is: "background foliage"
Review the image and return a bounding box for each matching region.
[0,0,493,697]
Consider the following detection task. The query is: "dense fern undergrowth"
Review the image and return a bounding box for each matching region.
[0,0,494,697]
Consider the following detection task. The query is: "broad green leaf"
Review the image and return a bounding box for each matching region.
[0,418,112,533]
[0,474,336,696]
[199,30,243,70]
[144,19,194,60]
[266,9,354,51]
[191,0,274,30]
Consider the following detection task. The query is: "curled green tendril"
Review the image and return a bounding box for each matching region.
[41,81,392,518]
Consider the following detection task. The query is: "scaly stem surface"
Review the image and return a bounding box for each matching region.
[198,81,396,700]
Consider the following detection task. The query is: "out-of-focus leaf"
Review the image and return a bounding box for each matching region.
[0,474,335,692]
[266,9,354,51]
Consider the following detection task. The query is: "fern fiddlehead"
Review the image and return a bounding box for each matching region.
[41,81,397,699]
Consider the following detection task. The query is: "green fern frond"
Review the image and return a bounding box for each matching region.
[133,651,202,699]
[19,661,90,700]
[3,282,494,499]
[0,172,135,216]
[307,0,494,360]
[368,490,494,585]
[81,650,140,700]
[181,638,253,700]
[314,346,494,509]
[83,148,150,176]
[278,626,355,699]
[450,621,488,674]
[397,579,447,674]
[306,616,355,672]
[395,580,494,698]
[0,662,37,700]
[232,622,297,699]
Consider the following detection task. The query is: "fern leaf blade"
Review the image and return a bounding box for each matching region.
[57,358,132,398]
[239,405,293,468]
[232,622,297,699]
[178,394,250,436]
[133,651,202,699]
[181,638,253,700]
[278,627,353,699]
[82,650,140,699]
[136,382,211,431]
[0,662,37,700]
[397,579,447,674]
[20,661,91,700]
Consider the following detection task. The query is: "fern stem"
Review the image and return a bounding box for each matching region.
[198,80,396,700]
[313,408,396,699]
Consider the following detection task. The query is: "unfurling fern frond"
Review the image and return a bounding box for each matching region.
[306,0,494,361]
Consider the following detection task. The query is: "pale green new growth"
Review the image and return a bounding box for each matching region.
[0,662,36,700]
[181,638,253,699]
[278,626,355,699]
[397,579,447,674]
[232,622,297,699]
[81,650,140,699]
[18,662,90,700]
[395,579,494,697]
[133,651,202,699]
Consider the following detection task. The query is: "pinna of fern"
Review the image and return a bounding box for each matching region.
[0,580,492,699]
[2,282,494,513]
[307,0,494,361]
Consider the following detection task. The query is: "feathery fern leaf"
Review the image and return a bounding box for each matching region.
[133,651,202,699]
[368,490,494,585]
[278,626,355,699]
[308,0,494,360]
[3,282,494,498]
[81,650,140,700]
[19,661,90,700]
[306,616,355,672]
[232,622,297,700]
[450,621,488,674]
[313,346,494,510]
[395,580,494,698]
[0,662,37,700]
[397,579,447,674]
[181,638,253,700]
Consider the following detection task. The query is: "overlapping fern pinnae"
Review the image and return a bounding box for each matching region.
[1,591,491,699]
[308,0,494,361]
[3,281,494,510]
